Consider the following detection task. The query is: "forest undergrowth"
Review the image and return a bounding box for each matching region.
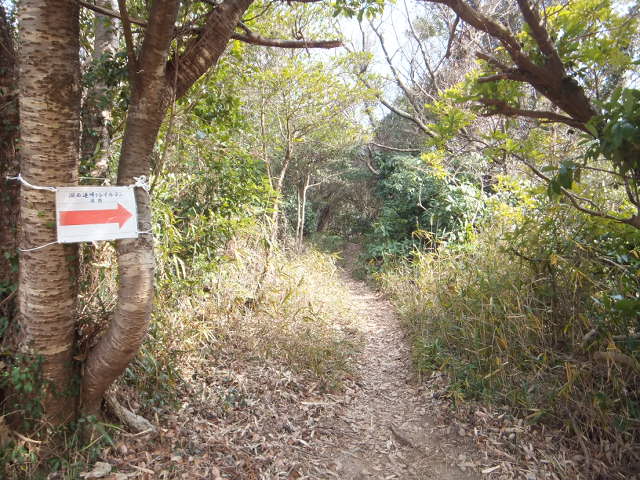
[378,202,640,479]
[2,232,363,479]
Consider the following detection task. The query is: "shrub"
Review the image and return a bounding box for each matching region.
[378,195,640,466]
[364,154,482,262]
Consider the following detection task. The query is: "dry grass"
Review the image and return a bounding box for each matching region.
[103,239,364,479]
[139,235,362,395]
[1,232,363,479]
[377,217,640,479]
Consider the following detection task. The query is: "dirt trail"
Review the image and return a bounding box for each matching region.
[94,243,487,479]
[303,246,480,479]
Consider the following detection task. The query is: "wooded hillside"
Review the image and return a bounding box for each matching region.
[1,0,639,478]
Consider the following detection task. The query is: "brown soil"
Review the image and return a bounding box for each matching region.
[303,274,480,479]
[85,244,550,479]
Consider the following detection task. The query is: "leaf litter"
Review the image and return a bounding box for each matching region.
[90,250,611,480]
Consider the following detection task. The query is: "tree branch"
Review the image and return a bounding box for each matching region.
[475,52,530,83]
[478,98,588,132]
[78,0,146,26]
[370,142,421,153]
[403,0,439,90]
[513,151,640,228]
[423,0,597,126]
[477,72,528,83]
[171,0,253,99]
[370,20,425,119]
[365,145,380,175]
[378,94,435,137]
[117,0,138,84]
[357,72,437,138]
[515,0,565,75]
[475,51,510,72]
[231,30,341,49]
[443,14,459,59]
[427,0,541,74]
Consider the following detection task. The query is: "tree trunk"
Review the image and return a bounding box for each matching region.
[295,186,302,247]
[81,0,253,415]
[270,143,291,247]
[80,0,179,415]
[299,176,310,249]
[0,6,19,323]
[270,202,282,247]
[17,0,80,425]
[81,0,118,174]
[296,175,310,250]
[316,204,332,233]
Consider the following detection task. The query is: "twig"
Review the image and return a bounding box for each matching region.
[0,290,16,309]
[117,0,138,84]
[13,431,43,444]
[370,142,421,153]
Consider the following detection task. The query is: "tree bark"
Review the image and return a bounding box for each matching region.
[171,0,253,99]
[17,0,80,424]
[270,143,292,247]
[296,175,310,250]
[295,185,302,248]
[80,0,179,415]
[301,177,310,246]
[0,6,19,322]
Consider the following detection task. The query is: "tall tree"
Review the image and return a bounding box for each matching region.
[17,0,81,424]
[80,0,359,416]
[421,0,640,228]
[11,0,380,422]
[244,48,367,245]
[80,0,183,415]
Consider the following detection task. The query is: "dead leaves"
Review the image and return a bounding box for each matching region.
[79,462,112,479]
[75,266,613,480]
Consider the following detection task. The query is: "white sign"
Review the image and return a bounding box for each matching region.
[56,186,139,243]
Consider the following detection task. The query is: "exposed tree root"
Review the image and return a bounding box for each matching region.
[105,392,156,434]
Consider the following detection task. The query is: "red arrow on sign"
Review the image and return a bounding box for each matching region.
[59,203,133,229]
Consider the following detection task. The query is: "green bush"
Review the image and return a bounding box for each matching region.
[364,153,482,262]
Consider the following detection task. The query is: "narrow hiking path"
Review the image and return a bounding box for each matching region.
[97,246,533,479]
[301,252,480,479]
[94,248,579,480]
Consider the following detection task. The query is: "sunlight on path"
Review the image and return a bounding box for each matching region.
[301,251,480,479]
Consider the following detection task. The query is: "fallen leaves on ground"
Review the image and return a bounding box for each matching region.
[90,259,619,479]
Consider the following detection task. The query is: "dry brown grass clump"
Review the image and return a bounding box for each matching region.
[377,215,640,479]
[1,234,363,479]
[138,237,362,397]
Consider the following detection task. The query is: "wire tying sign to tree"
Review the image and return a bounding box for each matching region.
[56,186,139,243]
